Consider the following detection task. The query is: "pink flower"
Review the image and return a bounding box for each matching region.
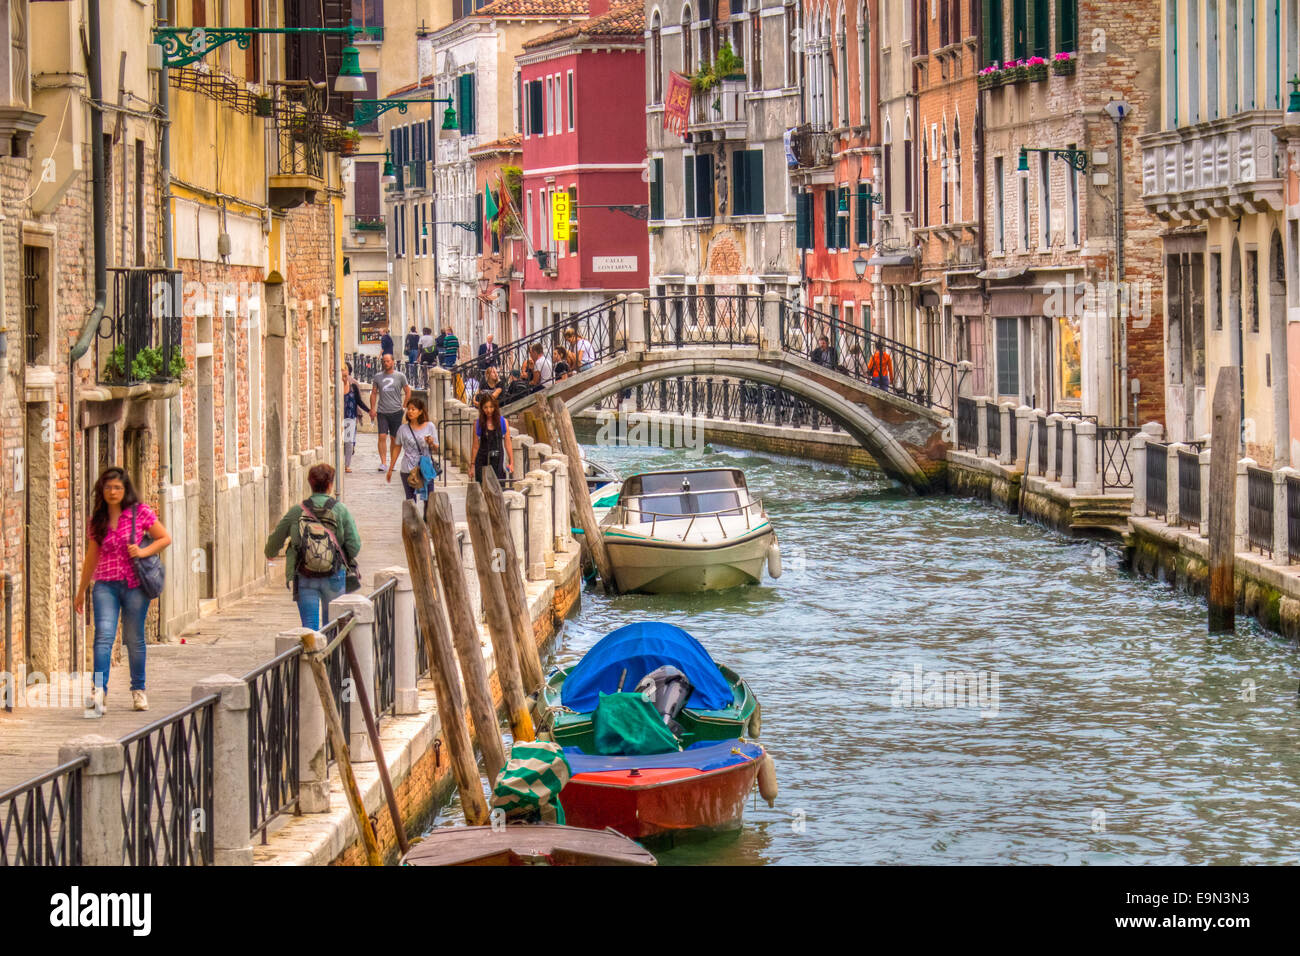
[1027,56,1047,66]
[1054,51,1074,61]
[979,64,1000,75]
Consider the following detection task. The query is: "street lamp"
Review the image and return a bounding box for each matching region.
[335,45,367,93]
[852,253,868,278]
[346,150,398,183]
[351,97,458,130]
[1017,145,1090,180]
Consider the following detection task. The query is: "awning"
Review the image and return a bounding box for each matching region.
[975,267,1029,281]
[908,278,942,288]
[868,253,916,267]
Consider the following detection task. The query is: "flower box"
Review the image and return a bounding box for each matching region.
[977,72,996,90]
[254,95,273,117]
[1009,65,1029,83]
[1052,54,1077,76]
[1027,63,1048,82]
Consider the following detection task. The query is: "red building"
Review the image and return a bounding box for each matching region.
[470,135,526,344]
[517,1,647,333]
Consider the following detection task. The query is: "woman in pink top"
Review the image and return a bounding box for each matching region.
[74,467,172,715]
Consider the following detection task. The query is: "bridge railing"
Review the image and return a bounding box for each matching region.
[448,297,628,404]
[644,294,763,348]
[592,376,841,432]
[779,303,956,414]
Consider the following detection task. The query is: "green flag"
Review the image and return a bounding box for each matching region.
[484,184,499,221]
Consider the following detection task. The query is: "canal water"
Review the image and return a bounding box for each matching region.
[546,440,1300,865]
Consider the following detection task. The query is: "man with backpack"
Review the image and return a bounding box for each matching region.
[265,463,361,630]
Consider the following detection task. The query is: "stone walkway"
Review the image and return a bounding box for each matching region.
[0,431,466,792]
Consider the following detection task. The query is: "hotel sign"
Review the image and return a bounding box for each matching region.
[592,256,638,273]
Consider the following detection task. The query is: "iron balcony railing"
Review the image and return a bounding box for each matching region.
[1145,442,1168,517]
[347,214,387,233]
[986,402,1002,456]
[0,757,86,866]
[1099,426,1140,492]
[780,303,956,414]
[449,297,628,406]
[956,397,977,451]
[97,268,184,386]
[244,646,301,843]
[1247,465,1274,556]
[120,695,217,866]
[1288,475,1300,564]
[1177,448,1202,531]
[372,576,398,717]
[645,294,763,349]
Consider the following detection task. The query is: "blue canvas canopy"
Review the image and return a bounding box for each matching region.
[561,622,734,713]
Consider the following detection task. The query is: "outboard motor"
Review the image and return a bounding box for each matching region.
[635,665,694,736]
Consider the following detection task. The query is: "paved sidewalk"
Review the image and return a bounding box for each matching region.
[0,431,465,792]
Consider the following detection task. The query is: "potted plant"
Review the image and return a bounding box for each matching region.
[1052,51,1077,76]
[1005,58,1029,83]
[254,94,274,117]
[338,129,361,156]
[977,63,1001,90]
[1026,55,1048,81]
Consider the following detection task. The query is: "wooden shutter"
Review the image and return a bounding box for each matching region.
[697,155,714,217]
[855,183,868,244]
[459,74,477,134]
[824,189,835,247]
[355,162,380,217]
[796,192,811,248]
[1056,0,1077,52]
[529,80,544,134]
[685,155,696,218]
[650,158,664,220]
[746,150,764,215]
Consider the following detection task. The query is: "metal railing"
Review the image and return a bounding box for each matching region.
[1247,466,1274,556]
[609,497,767,541]
[449,297,628,406]
[0,757,86,866]
[957,397,977,450]
[1099,426,1140,492]
[1054,419,1064,477]
[347,214,387,233]
[986,402,1002,456]
[320,613,355,764]
[97,268,184,386]
[244,646,300,843]
[120,696,217,866]
[646,294,763,349]
[372,576,398,717]
[780,302,956,413]
[1145,442,1168,517]
[350,354,434,392]
[1177,448,1202,531]
[1036,416,1048,475]
[1288,476,1300,564]
[1008,411,1018,461]
[592,377,840,432]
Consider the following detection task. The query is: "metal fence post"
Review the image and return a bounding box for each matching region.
[1074,421,1099,494]
[975,397,989,458]
[1061,419,1076,488]
[56,735,125,866]
[377,567,418,714]
[190,674,252,865]
[277,628,329,812]
[1236,458,1255,552]
[329,594,375,762]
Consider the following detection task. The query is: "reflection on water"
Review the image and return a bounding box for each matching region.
[546,442,1300,865]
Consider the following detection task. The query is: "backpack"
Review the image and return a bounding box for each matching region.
[296,497,343,577]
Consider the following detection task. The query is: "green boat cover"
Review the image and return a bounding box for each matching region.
[491,740,572,823]
[592,692,683,756]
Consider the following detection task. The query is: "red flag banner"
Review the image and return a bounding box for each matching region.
[663,72,692,137]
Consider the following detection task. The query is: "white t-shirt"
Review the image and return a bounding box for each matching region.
[418,333,435,351]
[534,354,553,383]
[574,337,595,367]
[395,421,439,471]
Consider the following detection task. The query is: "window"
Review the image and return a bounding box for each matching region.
[528,79,543,134]
[1018,160,1030,249]
[1228,0,1238,110]
[996,317,1020,396]
[837,18,848,127]
[1266,0,1280,108]
[568,186,577,255]
[1166,1,1178,124]
[785,3,797,86]
[994,155,1005,253]
[1211,251,1223,329]
[824,189,836,247]
[355,161,380,217]
[1188,0,1200,123]
[567,71,575,130]
[651,12,663,103]
[859,4,870,130]
[1038,152,1052,247]
[750,5,763,89]
[1056,0,1076,52]
[525,189,534,242]
[1207,0,1219,119]
[855,182,872,244]
[683,5,694,74]
[883,141,892,214]
[1247,249,1259,332]
[1290,0,1300,111]
[1013,0,1028,60]
[515,70,523,132]
[457,73,476,134]
[952,121,962,220]
[22,243,50,365]
[903,119,913,213]
[649,158,664,220]
[941,0,950,44]
[1243,0,1256,110]
[732,149,763,215]
[474,193,483,255]
[836,185,850,248]
[1066,143,1079,246]
[545,77,554,134]
[796,191,814,248]
[984,0,1004,65]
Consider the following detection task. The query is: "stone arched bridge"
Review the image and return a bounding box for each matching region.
[447,294,958,492]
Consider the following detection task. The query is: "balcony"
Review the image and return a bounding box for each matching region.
[94,269,184,396]
[787,124,837,185]
[348,215,387,233]
[1140,110,1286,221]
[690,77,747,140]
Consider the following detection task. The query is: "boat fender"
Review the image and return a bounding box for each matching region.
[757,752,778,807]
[766,539,782,579]
[747,701,761,739]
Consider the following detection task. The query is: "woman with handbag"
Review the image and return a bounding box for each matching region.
[74,466,172,715]
[471,394,515,483]
[387,396,440,507]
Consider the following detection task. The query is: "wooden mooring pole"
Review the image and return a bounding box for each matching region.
[1208,365,1240,633]
[343,631,410,856]
[399,501,489,826]
[481,468,546,692]
[426,491,509,785]
[299,629,382,866]
[465,481,535,742]
[544,394,618,594]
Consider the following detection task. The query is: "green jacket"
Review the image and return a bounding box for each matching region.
[265,493,361,586]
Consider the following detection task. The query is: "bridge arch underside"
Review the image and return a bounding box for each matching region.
[541,353,947,493]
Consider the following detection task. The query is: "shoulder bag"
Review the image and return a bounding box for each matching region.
[130,505,166,599]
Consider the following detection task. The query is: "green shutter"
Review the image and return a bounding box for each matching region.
[1056,0,1076,53]
[855,183,868,244]
[458,74,476,134]
[475,193,483,255]
[650,158,664,220]
[747,150,765,215]
[685,155,695,218]
[796,192,811,249]
[1031,0,1049,57]
[824,189,835,247]
[699,155,714,217]
[1013,0,1028,59]
[732,149,745,215]
[984,0,1004,65]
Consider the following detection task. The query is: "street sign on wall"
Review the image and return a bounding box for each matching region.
[592,256,638,273]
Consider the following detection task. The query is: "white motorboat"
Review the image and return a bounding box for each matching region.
[583,457,622,521]
[599,468,781,594]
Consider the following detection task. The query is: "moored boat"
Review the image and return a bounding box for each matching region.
[599,467,781,594]
[401,824,657,866]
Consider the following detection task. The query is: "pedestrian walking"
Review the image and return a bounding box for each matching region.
[74,466,173,715]
[405,325,420,365]
[419,326,437,364]
[478,333,500,370]
[440,325,460,368]
[867,343,893,391]
[369,353,411,472]
[380,326,394,358]
[472,394,515,483]
[565,326,595,370]
[341,362,370,473]
[387,396,440,511]
[265,464,360,631]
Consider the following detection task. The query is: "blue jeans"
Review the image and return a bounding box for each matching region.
[295,568,347,631]
[92,580,150,693]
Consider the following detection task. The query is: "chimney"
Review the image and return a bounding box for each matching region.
[587,0,610,17]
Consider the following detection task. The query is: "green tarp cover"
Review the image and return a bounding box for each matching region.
[491,740,572,823]
[592,691,682,756]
